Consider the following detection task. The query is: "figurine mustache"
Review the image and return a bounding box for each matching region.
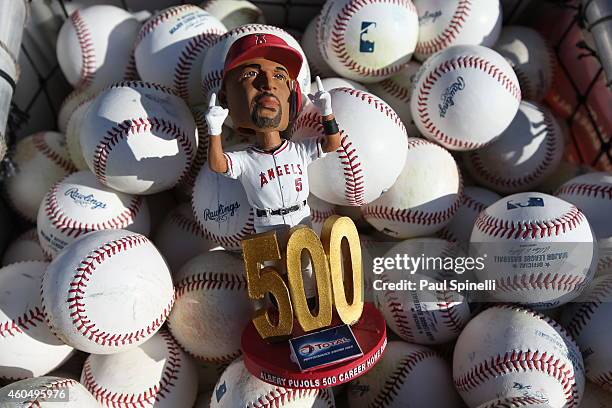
[251,92,283,128]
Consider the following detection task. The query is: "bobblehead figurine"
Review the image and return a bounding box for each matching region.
[206,33,340,296]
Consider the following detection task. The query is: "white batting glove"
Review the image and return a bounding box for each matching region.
[308,76,333,117]
[205,93,229,136]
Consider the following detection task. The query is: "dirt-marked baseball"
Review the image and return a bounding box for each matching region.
[200,0,265,30]
[0,262,74,380]
[80,81,197,195]
[0,376,98,407]
[41,229,174,354]
[454,305,585,408]
[2,228,47,266]
[363,138,461,238]
[411,45,521,151]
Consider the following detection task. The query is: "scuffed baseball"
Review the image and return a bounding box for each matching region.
[41,229,174,354]
[363,138,461,239]
[410,45,521,151]
[0,376,98,407]
[200,0,265,30]
[2,228,47,266]
[80,329,198,407]
[80,81,198,195]
[347,341,463,407]
[300,16,336,79]
[453,305,585,408]
[0,262,74,380]
[463,101,564,193]
[5,132,76,222]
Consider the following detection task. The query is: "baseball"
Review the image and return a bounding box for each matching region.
[41,229,174,354]
[300,16,336,79]
[210,357,335,407]
[80,329,198,407]
[153,203,216,274]
[437,186,501,251]
[80,81,198,195]
[200,0,265,30]
[0,376,98,407]
[37,170,151,258]
[597,237,612,276]
[308,194,336,236]
[192,155,255,251]
[134,4,227,106]
[475,397,553,408]
[413,0,502,61]
[5,131,76,222]
[362,138,462,239]
[453,305,585,408]
[168,250,252,364]
[367,61,422,137]
[579,381,612,408]
[0,262,74,380]
[375,238,471,345]
[561,274,612,391]
[347,341,463,407]
[292,87,408,206]
[470,192,596,308]
[2,228,47,266]
[410,44,521,151]
[56,5,141,92]
[463,101,564,193]
[65,94,95,171]
[317,0,419,82]
[494,25,556,101]
[311,77,368,94]
[555,172,612,240]
[57,88,94,134]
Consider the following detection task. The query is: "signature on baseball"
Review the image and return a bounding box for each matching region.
[438,76,465,118]
[418,10,442,24]
[202,202,240,222]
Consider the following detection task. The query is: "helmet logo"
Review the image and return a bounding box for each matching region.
[255,34,266,44]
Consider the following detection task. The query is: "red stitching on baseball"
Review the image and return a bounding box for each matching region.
[363,202,460,227]
[415,0,472,56]
[330,0,416,78]
[182,109,210,189]
[467,110,561,189]
[0,306,45,338]
[338,88,407,133]
[474,205,585,239]
[252,388,329,408]
[478,396,548,408]
[70,9,96,89]
[556,183,612,200]
[311,207,335,224]
[92,117,194,186]
[82,330,182,406]
[565,275,612,338]
[495,272,587,294]
[106,80,178,95]
[66,235,174,347]
[436,289,467,335]
[591,371,612,391]
[32,133,76,173]
[381,274,414,342]
[378,78,410,103]
[175,272,248,298]
[123,52,139,81]
[135,4,199,48]
[168,210,207,239]
[416,55,521,149]
[24,378,80,408]
[461,194,490,214]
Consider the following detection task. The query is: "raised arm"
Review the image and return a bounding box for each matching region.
[206,93,230,173]
[308,76,341,153]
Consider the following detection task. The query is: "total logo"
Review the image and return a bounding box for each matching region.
[298,338,351,357]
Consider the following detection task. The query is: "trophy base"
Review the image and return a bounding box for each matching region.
[241,303,387,389]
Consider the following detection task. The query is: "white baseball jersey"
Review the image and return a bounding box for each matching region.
[223,138,326,229]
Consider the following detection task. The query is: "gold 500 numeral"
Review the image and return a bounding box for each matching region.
[241,216,364,340]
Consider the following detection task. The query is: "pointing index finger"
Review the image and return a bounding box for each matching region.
[209,92,217,107]
[315,76,324,93]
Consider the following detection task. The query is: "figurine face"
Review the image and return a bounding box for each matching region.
[222,57,292,133]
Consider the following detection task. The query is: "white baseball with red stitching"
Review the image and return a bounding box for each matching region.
[56,5,141,92]
[494,26,556,102]
[375,238,471,345]
[410,44,521,151]
[81,329,198,407]
[0,262,74,381]
[58,88,94,134]
[561,275,612,392]
[413,0,502,61]
[37,171,150,259]
[300,16,336,79]
[65,94,96,171]
[0,376,99,407]
[200,0,265,30]
[134,4,227,106]
[293,87,408,206]
[168,250,252,364]
[437,186,500,251]
[317,0,418,82]
[471,192,596,308]
[153,203,216,274]
[192,162,254,251]
[80,81,197,195]
[555,172,612,240]
[362,138,461,238]
[5,132,76,222]
[308,194,336,236]
[347,341,463,407]
[454,305,585,408]
[475,396,554,408]
[41,229,174,354]
[2,228,47,266]
[463,101,564,193]
[210,357,335,407]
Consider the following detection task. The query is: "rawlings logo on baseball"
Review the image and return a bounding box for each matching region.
[202,202,241,222]
[438,76,466,118]
[418,10,442,24]
[64,188,107,210]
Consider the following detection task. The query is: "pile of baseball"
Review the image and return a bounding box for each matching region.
[0,0,610,407]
